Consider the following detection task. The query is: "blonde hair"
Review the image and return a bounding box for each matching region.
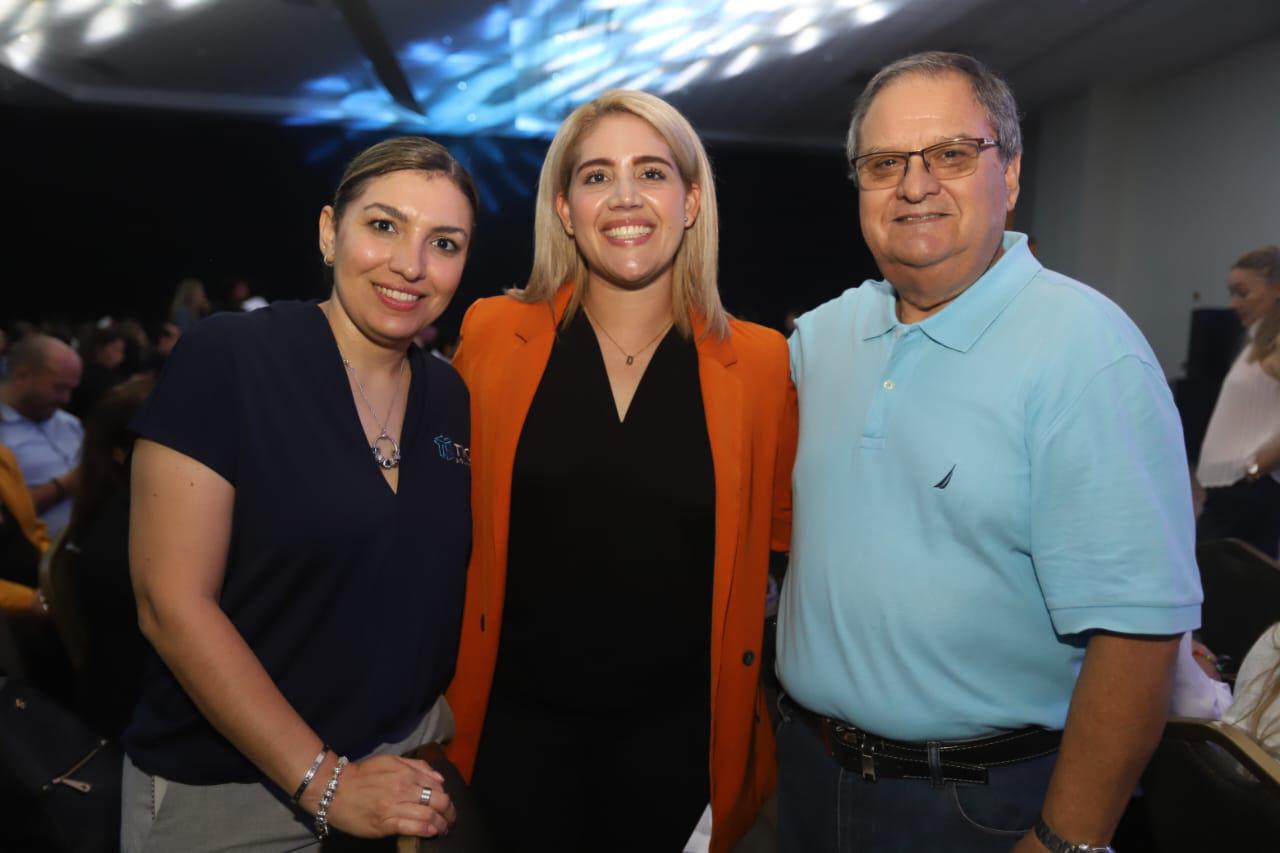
[1235,246,1280,364]
[512,89,727,339]
[1237,627,1280,748]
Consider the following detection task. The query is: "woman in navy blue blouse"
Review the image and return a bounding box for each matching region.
[121,137,476,850]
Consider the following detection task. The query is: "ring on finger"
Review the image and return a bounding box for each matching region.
[420,786,433,806]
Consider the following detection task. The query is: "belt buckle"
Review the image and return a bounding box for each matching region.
[833,723,878,782]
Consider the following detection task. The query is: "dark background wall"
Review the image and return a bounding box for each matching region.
[2,104,877,335]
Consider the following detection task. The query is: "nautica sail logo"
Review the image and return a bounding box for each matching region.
[933,464,956,490]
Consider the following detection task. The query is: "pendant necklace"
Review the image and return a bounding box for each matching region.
[584,308,672,366]
[340,353,407,470]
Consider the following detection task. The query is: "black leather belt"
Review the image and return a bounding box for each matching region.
[783,696,1061,786]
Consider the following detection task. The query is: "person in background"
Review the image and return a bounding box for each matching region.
[778,52,1199,853]
[62,376,154,738]
[169,277,211,333]
[1223,622,1280,758]
[0,335,83,537]
[0,442,49,591]
[447,89,796,853]
[231,278,270,312]
[115,318,154,378]
[69,324,128,419]
[122,136,475,850]
[1195,246,1280,556]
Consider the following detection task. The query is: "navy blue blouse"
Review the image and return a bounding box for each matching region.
[124,301,471,785]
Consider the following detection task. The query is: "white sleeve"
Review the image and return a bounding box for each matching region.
[1169,632,1233,719]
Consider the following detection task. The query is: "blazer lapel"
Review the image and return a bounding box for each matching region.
[695,319,742,711]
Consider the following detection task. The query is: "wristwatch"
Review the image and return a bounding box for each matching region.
[1033,817,1115,853]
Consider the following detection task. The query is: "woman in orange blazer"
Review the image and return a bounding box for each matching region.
[444,90,796,852]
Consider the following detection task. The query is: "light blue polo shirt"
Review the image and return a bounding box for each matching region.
[0,403,82,535]
[777,232,1201,741]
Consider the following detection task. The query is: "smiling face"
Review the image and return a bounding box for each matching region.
[319,169,472,348]
[1227,266,1280,329]
[554,112,700,294]
[857,71,1020,317]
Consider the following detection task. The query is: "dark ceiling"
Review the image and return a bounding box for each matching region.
[3,0,1279,147]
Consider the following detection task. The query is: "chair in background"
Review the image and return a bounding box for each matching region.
[0,609,25,677]
[36,531,88,674]
[1141,717,1280,851]
[1196,538,1280,673]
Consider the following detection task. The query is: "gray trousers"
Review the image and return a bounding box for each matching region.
[121,697,455,853]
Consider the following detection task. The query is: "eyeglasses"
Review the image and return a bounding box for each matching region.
[851,138,1000,189]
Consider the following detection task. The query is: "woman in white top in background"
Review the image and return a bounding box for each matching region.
[1196,246,1280,557]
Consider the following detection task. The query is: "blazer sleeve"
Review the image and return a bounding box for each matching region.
[771,373,797,553]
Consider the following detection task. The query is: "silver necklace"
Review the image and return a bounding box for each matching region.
[340,354,406,470]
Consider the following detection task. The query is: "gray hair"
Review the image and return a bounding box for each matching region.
[846,51,1022,166]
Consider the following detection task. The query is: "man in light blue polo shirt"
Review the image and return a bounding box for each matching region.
[776,52,1200,853]
[0,335,83,537]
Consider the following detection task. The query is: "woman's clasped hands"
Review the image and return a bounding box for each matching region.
[300,752,458,839]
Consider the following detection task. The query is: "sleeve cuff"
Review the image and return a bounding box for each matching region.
[1048,603,1201,638]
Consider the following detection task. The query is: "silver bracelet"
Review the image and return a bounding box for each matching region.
[292,746,329,804]
[314,755,348,839]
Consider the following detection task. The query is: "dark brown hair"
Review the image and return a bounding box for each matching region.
[331,136,480,226]
[68,375,154,535]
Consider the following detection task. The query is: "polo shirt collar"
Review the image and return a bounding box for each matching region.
[861,232,1040,352]
[0,403,26,424]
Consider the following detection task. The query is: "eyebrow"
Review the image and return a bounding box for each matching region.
[862,134,982,155]
[363,202,407,221]
[575,154,676,174]
[363,203,469,237]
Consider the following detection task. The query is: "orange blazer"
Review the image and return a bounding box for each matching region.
[444,285,797,852]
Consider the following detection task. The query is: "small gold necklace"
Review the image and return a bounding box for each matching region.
[583,307,672,366]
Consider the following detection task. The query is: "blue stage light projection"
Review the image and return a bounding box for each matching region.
[287,0,903,139]
[1,0,906,207]
[1,1,905,136]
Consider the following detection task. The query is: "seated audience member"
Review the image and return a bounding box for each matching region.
[69,325,128,419]
[1196,246,1280,556]
[1223,622,1280,758]
[115,318,154,378]
[230,278,269,312]
[1,442,49,588]
[168,277,211,333]
[0,335,83,537]
[64,376,153,738]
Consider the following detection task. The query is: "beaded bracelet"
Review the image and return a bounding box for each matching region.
[292,746,329,804]
[314,755,348,839]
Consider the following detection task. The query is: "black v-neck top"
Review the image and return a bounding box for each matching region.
[490,311,714,716]
[123,301,471,784]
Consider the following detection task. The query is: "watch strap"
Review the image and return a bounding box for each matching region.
[1032,816,1115,853]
